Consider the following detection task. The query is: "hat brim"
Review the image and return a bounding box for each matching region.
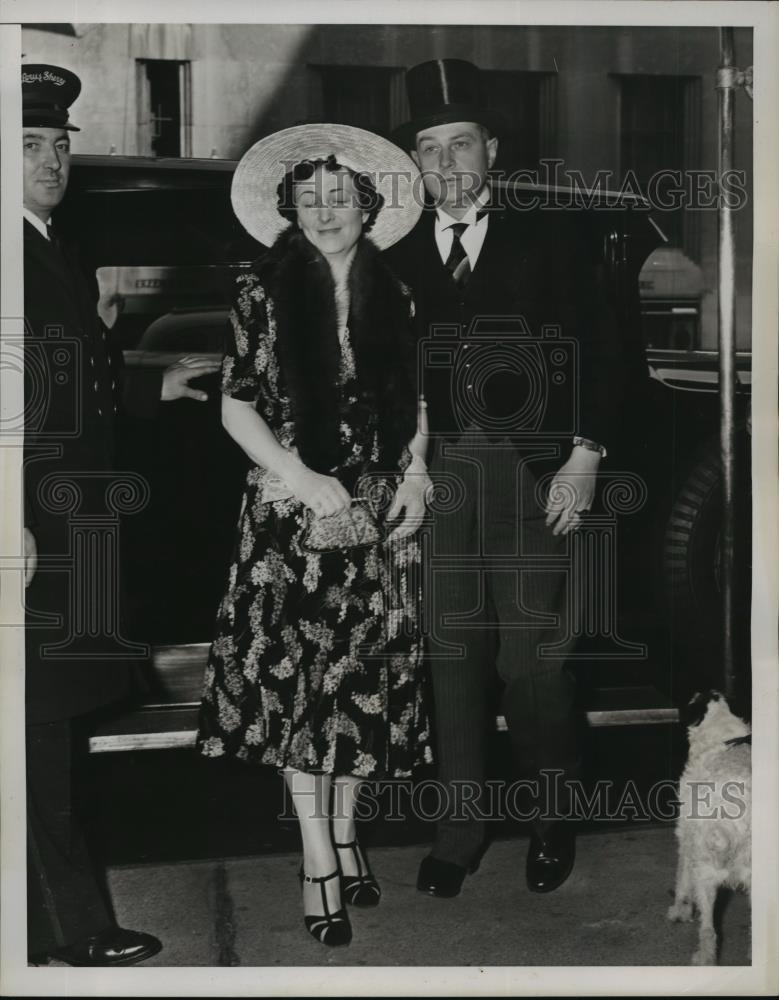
[23,110,80,132]
[231,123,424,251]
[393,106,504,152]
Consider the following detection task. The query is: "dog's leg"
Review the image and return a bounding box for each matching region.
[690,872,719,965]
[667,827,694,923]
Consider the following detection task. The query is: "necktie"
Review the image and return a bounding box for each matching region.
[444,222,470,289]
[46,223,60,250]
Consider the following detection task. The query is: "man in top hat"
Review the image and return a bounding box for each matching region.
[387,58,625,898]
[21,64,218,965]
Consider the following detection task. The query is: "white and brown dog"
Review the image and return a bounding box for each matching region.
[667,690,751,964]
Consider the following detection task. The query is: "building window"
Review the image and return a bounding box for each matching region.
[311,65,555,172]
[480,70,557,173]
[618,74,701,255]
[312,65,406,135]
[137,59,192,157]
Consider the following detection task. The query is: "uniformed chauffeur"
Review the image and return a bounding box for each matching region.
[21,63,219,967]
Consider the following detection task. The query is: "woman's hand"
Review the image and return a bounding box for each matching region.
[285,465,352,516]
[386,456,432,540]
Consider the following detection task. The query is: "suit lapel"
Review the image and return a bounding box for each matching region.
[24,219,84,317]
[409,208,530,307]
[464,211,528,309]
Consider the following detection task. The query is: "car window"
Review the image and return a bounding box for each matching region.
[96,263,243,351]
[55,179,263,352]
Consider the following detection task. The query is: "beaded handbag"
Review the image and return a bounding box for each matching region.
[300,498,384,553]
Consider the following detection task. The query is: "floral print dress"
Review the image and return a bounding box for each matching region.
[197,270,432,778]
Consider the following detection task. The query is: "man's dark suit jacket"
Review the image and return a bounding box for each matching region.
[23,219,160,724]
[385,201,625,463]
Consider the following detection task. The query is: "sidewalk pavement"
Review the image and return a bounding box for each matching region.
[104,825,750,967]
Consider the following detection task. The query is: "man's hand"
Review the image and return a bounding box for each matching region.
[161,355,221,402]
[544,446,602,536]
[24,527,37,587]
[386,466,432,540]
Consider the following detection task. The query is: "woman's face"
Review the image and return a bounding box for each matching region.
[293,167,368,260]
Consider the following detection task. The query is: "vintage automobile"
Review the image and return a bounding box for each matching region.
[51,154,751,752]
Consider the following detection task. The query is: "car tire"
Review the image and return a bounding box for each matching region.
[661,430,751,694]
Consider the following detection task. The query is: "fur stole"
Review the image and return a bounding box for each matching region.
[254,227,418,474]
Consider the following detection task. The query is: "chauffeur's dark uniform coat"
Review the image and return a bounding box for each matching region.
[23,218,161,956]
[385,200,625,864]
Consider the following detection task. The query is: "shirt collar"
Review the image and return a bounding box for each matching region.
[23,208,50,241]
[435,185,491,231]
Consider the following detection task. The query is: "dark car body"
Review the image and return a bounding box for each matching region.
[50,155,750,749]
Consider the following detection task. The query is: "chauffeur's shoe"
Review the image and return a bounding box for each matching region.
[526,823,576,893]
[417,853,480,898]
[50,926,162,966]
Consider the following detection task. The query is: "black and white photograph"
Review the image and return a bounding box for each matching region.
[1,0,777,995]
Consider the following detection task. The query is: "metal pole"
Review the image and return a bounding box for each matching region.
[716,28,738,697]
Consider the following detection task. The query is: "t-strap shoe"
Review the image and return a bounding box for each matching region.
[298,868,352,946]
[335,840,381,907]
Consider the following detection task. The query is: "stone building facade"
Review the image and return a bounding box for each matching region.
[21,22,754,348]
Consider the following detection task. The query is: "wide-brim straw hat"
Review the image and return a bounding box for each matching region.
[231,123,423,250]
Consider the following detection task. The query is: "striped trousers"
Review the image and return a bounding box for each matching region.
[426,432,580,866]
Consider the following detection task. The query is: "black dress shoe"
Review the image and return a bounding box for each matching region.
[526,823,576,893]
[51,927,162,967]
[417,853,480,898]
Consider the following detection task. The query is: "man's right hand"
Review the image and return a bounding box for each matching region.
[286,466,351,516]
[24,527,37,587]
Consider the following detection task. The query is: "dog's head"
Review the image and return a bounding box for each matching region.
[680,689,750,751]
[680,689,724,729]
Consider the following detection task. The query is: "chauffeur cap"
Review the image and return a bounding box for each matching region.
[393,58,503,150]
[22,64,81,131]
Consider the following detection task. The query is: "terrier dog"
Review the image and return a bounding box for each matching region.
[667,690,751,965]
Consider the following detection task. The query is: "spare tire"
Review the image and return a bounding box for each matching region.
[661,429,751,693]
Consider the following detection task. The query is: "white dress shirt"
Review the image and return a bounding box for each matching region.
[434,186,491,270]
[23,208,51,240]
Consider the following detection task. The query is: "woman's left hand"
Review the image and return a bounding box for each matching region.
[386,471,432,540]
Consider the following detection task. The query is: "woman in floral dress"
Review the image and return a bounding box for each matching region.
[197,125,431,947]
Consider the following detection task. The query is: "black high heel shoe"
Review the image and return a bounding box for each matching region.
[298,868,352,947]
[335,840,381,907]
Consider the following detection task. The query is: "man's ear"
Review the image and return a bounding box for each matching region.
[486,136,498,169]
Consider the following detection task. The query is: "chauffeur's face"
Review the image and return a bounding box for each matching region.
[412,121,498,220]
[23,126,70,222]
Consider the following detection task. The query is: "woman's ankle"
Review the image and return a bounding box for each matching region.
[301,870,343,916]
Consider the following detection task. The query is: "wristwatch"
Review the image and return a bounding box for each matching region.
[572,435,607,458]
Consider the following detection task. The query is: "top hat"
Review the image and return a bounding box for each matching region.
[393,59,502,150]
[22,64,81,132]
[231,123,423,250]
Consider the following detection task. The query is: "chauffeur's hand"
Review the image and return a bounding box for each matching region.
[161,355,221,402]
[545,446,602,536]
